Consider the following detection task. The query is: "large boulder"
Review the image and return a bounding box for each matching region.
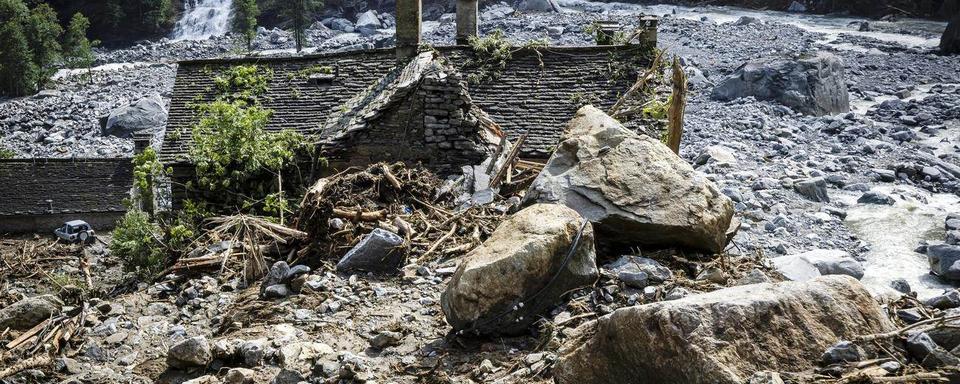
[516,0,560,13]
[440,204,598,335]
[102,94,168,138]
[522,105,734,253]
[942,15,960,55]
[554,276,893,384]
[0,295,62,330]
[928,244,960,281]
[712,52,850,116]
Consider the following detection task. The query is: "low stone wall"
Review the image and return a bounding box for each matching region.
[0,212,124,235]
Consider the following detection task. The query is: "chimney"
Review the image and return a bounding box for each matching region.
[133,132,152,155]
[456,0,478,45]
[396,0,422,60]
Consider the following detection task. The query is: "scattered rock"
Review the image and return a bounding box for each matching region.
[794,177,830,203]
[604,256,672,289]
[441,204,598,335]
[516,0,560,13]
[522,105,734,252]
[336,228,405,273]
[773,249,864,281]
[167,336,212,369]
[554,276,893,384]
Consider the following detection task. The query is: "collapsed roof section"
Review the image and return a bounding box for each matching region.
[317,51,503,174]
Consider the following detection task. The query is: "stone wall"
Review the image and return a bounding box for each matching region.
[0,158,132,233]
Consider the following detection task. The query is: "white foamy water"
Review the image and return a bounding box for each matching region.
[840,186,960,299]
[172,0,233,41]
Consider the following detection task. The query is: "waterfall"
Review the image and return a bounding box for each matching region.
[171,0,233,41]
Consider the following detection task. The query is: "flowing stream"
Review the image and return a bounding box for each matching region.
[171,0,233,40]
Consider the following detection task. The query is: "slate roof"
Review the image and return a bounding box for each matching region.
[0,158,133,216]
[161,45,643,164]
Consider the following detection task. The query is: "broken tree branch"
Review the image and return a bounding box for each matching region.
[666,56,687,154]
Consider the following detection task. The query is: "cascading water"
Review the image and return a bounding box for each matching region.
[171,0,233,41]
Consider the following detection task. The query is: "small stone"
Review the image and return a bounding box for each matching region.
[820,340,863,365]
[224,368,256,384]
[369,331,403,349]
[167,336,212,369]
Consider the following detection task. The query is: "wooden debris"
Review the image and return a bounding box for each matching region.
[666,56,687,154]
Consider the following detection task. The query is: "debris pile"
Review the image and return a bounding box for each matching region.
[295,161,534,269]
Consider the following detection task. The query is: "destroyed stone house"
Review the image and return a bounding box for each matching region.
[0,158,133,233]
[159,1,656,205]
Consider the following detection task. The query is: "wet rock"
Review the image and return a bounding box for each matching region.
[712,52,850,116]
[889,278,911,294]
[604,256,672,289]
[773,249,864,281]
[102,93,167,137]
[794,177,829,202]
[0,295,62,330]
[523,105,734,252]
[554,276,892,384]
[336,228,405,273]
[927,244,960,281]
[441,204,598,335]
[858,191,895,205]
[924,290,960,309]
[167,336,212,369]
[942,15,960,55]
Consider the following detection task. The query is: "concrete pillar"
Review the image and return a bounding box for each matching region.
[456,0,478,45]
[396,0,422,60]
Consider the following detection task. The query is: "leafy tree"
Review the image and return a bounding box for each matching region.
[280,0,323,52]
[111,210,166,276]
[103,0,125,29]
[26,3,62,91]
[63,12,95,70]
[0,19,37,96]
[138,0,172,32]
[231,0,259,51]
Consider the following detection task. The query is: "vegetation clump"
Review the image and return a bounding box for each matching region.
[188,65,314,221]
[231,0,260,51]
[111,210,167,276]
[466,30,548,84]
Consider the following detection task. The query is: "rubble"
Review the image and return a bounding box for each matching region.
[522,105,734,253]
[440,204,598,335]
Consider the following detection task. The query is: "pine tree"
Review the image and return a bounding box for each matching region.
[231,0,259,51]
[26,3,62,91]
[0,19,37,96]
[63,13,95,71]
[282,0,322,52]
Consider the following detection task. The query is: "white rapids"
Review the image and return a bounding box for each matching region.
[171,0,233,41]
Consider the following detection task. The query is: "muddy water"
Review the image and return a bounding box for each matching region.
[841,186,959,299]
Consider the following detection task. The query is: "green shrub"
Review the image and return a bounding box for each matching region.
[111,211,166,276]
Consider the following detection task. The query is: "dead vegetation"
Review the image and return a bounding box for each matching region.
[294,161,540,268]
